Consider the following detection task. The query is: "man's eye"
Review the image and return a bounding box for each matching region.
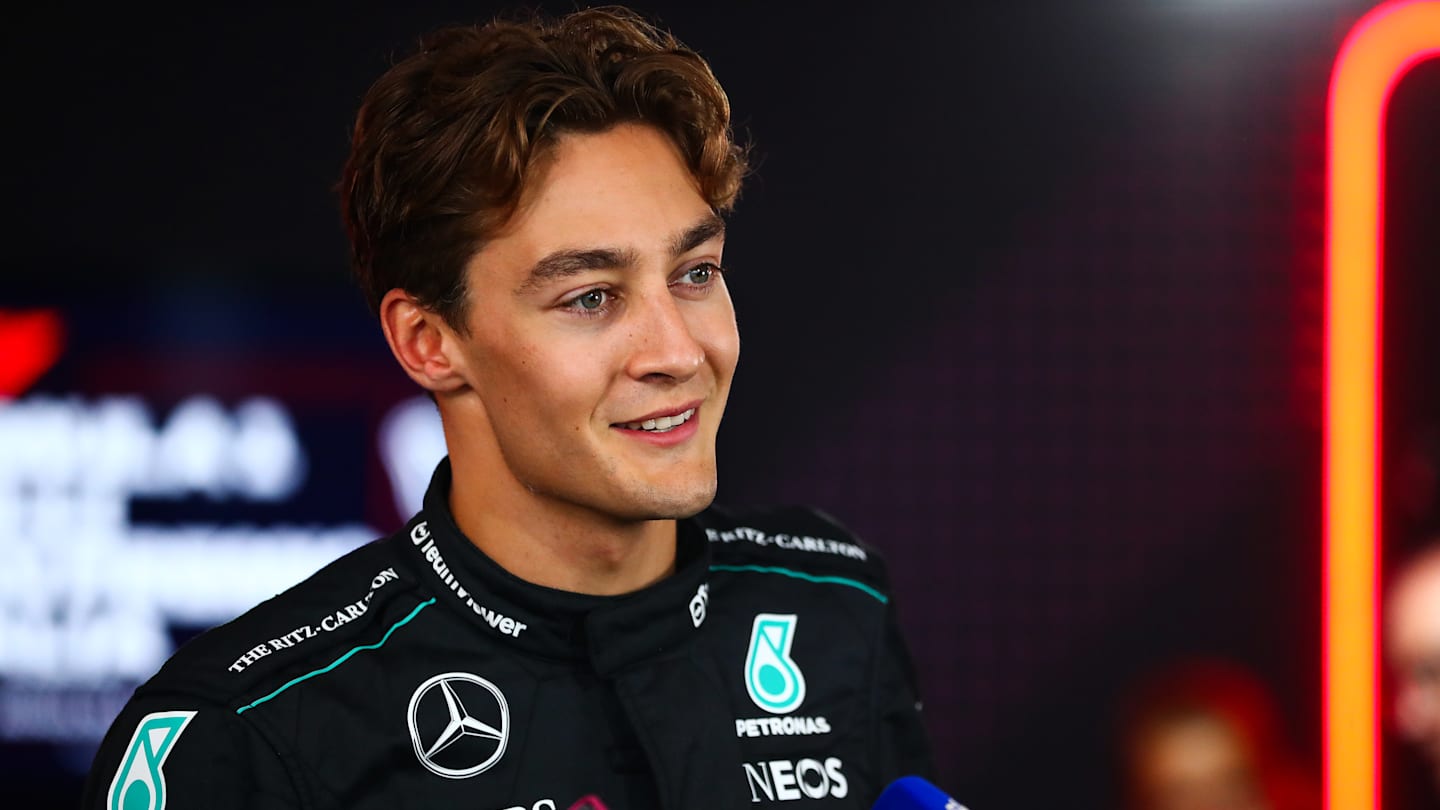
[1414,659,1440,685]
[682,264,718,285]
[572,289,607,311]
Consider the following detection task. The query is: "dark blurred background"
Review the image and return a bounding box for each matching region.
[3,1,1438,807]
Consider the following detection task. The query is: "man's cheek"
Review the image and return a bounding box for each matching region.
[696,317,740,377]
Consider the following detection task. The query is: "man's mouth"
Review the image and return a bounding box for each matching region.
[615,407,697,433]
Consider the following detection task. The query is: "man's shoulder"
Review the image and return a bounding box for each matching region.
[697,503,892,593]
[132,530,425,707]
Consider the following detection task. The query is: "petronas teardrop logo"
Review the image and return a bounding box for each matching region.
[107,710,196,810]
[744,613,806,714]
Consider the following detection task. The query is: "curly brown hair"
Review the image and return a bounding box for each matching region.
[338,6,749,331]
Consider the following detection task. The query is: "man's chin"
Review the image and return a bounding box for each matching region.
[621,478,717,521]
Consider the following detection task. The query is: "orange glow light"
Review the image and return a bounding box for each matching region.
[1325,3,1440,810]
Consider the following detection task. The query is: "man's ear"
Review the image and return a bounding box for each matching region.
[379,289,470,393]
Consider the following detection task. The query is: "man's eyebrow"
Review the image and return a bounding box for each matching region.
[513,214,726,295]
[515,247,638,295]
[670,214,726,257]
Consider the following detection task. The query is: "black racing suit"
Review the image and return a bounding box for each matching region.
[83,460,932,809]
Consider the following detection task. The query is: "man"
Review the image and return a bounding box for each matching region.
[1117,660,1318,810]
[83,8,931,808]
[1387,541,1440,794]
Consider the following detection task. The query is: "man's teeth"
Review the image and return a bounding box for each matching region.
[621,408,696,432]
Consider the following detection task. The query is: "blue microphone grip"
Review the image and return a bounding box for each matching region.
[872,776,971,810]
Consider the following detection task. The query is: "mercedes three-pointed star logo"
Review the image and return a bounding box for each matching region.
[406,672,510,778]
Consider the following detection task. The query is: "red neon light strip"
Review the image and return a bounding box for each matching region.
[1325,3,1440,809]
[0,309,65,398]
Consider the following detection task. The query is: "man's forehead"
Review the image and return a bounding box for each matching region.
[472,125,718,279]
[1390,554,1440,645]
[1395,551,1440,600]
[521,210,725,258]
[525,125,706,216]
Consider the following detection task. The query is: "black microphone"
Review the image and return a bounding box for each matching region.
[872,776,971,810]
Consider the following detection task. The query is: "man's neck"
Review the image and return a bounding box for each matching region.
[446,456,678,597]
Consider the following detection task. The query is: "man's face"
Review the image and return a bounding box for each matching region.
[1388,553,1440,787]
[1130,716,1268,810]
[447,123,738,523]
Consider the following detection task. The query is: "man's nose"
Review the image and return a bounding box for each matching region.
[624,288,705,383]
